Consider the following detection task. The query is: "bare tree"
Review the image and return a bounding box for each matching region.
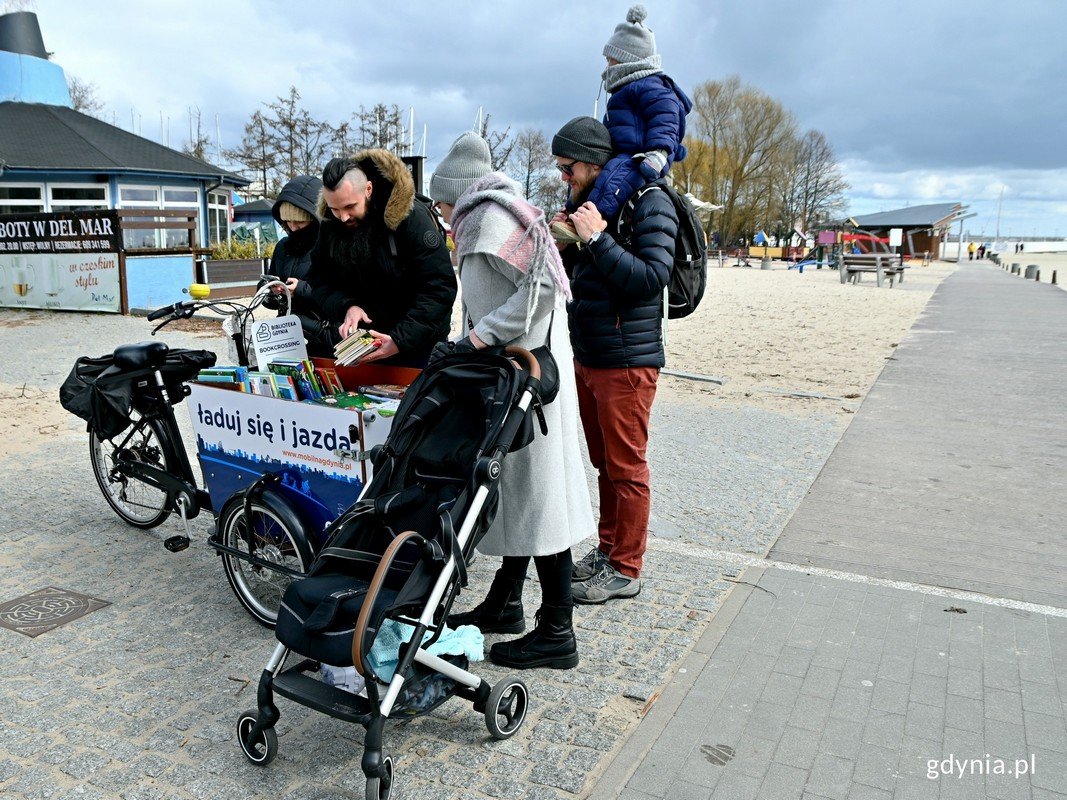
[182,106,212,160]
[478,113,513,171]
[508,127,565,212]
[67,75,106,119]
[266,86,301,180]
[331,120,353,158]
[352,104,409,152]
[685,76,798,245]
[779,130,848,233]
[224,110,277,197]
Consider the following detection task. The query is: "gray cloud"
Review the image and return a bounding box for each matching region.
[32,0,1067,232]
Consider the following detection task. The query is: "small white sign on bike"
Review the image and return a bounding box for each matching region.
[251,316,308,367]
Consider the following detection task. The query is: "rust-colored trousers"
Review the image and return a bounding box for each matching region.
[573,362,659,578]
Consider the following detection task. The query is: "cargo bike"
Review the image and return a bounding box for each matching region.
[61,282,413,627]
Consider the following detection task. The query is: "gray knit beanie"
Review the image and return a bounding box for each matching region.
[429,131,492,205]
[551,116,613,166]
[603,5,657,63]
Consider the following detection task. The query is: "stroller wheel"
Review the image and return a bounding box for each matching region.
[485,677,529,740]
[236,709,278,765]
[366,755,393,800]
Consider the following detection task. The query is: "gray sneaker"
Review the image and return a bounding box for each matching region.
[572,547,609,582]
[573,563,641,605]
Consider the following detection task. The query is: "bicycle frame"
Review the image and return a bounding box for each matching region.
[113,373,209,520]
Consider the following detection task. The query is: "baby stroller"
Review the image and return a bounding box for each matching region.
[236,346,555,799]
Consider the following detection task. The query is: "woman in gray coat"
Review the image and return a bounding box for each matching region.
[429,132,594,670]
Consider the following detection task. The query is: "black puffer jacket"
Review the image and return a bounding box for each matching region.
[267,175,334,356]
[307,149,457,368]
[563,187,677,368]
[269,175,323,315]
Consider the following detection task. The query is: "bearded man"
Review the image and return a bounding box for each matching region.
[549,116,678,604]
[307,150,457,367]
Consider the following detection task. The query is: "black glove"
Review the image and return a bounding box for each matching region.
[428,336,477,366]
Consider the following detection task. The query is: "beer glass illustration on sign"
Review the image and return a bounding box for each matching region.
[40,256,62,297]
[12,255,36,297]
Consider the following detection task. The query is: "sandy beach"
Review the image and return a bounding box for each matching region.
[658,258,958,415]
[1,258,961,459]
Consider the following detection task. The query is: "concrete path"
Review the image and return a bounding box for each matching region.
[770,263,1067,608]
[597,263,1067,799]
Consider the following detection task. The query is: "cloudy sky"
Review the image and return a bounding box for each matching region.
[29,0,1067,238]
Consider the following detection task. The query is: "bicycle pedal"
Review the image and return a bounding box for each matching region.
[164,535,191,552]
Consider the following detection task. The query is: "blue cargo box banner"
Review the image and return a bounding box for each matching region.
[0,210,121,312]
[187,383,390,529]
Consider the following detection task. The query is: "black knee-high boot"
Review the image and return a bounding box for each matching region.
[489,550,578,670]
[447,557,528,634]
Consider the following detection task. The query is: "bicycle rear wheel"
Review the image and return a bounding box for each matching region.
[89,414,172,529]
[219,495,311,628]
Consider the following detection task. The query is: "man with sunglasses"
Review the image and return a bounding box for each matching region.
[306,150,457,367]
[549,116,678,604]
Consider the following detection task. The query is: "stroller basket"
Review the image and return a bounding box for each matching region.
[237,347,548,796]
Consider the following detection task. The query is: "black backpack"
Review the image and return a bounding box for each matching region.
[620,180,708,319]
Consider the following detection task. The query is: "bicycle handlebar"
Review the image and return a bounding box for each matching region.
[147,301,193,321]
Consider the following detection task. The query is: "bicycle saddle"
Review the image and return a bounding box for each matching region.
[113,340,170,371]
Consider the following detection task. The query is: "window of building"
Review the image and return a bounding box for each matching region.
[161,186,200,248]
[118,185,162,248]
[119,186,160,204]
[0,184,45,215]
[118,184,200,249]
[48,184,108,213]
[208,190,230,244]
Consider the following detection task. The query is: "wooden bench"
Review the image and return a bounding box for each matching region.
[839,253,907,287]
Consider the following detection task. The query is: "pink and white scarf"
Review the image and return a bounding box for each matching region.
[452,172,571,334]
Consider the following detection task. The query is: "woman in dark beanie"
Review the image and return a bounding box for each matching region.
[266,174,333,356]
[430,131,594,670]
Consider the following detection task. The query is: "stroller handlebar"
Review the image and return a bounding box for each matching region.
[503,346,540,381]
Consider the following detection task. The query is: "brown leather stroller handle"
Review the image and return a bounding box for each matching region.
[504,346,540,381]
[352,530,422,677]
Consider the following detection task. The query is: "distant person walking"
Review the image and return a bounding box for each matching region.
[967,241,976,261]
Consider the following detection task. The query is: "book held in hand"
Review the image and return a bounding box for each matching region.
[333,329,382,366]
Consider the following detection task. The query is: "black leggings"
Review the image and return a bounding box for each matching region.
[499,550,573,608]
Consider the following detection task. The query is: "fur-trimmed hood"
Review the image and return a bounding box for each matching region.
[316,148,415,231]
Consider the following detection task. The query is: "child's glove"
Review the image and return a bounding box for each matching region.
[637,150,669,180]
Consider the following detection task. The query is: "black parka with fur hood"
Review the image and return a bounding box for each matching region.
[307,149,457,367]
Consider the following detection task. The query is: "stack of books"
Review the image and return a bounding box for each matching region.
[196,366,249,391]
[334,330,381,366]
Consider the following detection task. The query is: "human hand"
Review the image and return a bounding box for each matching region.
[338,305,371,339]
[284,278,300,293]
[360,330,398,362]
[570,202,607,243]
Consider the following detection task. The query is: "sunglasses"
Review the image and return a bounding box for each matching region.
[556,159,579,177]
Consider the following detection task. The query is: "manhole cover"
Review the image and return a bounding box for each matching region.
[0,587,110,638]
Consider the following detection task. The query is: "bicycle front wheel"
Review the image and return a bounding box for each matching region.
[219,495,311,628]
[89,414,172,529]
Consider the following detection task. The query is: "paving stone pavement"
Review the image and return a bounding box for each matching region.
[603,568,1067,800]
[0,308,845,798]
[597,264,1067,799]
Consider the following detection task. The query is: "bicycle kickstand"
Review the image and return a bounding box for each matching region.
[163,495,193,553]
